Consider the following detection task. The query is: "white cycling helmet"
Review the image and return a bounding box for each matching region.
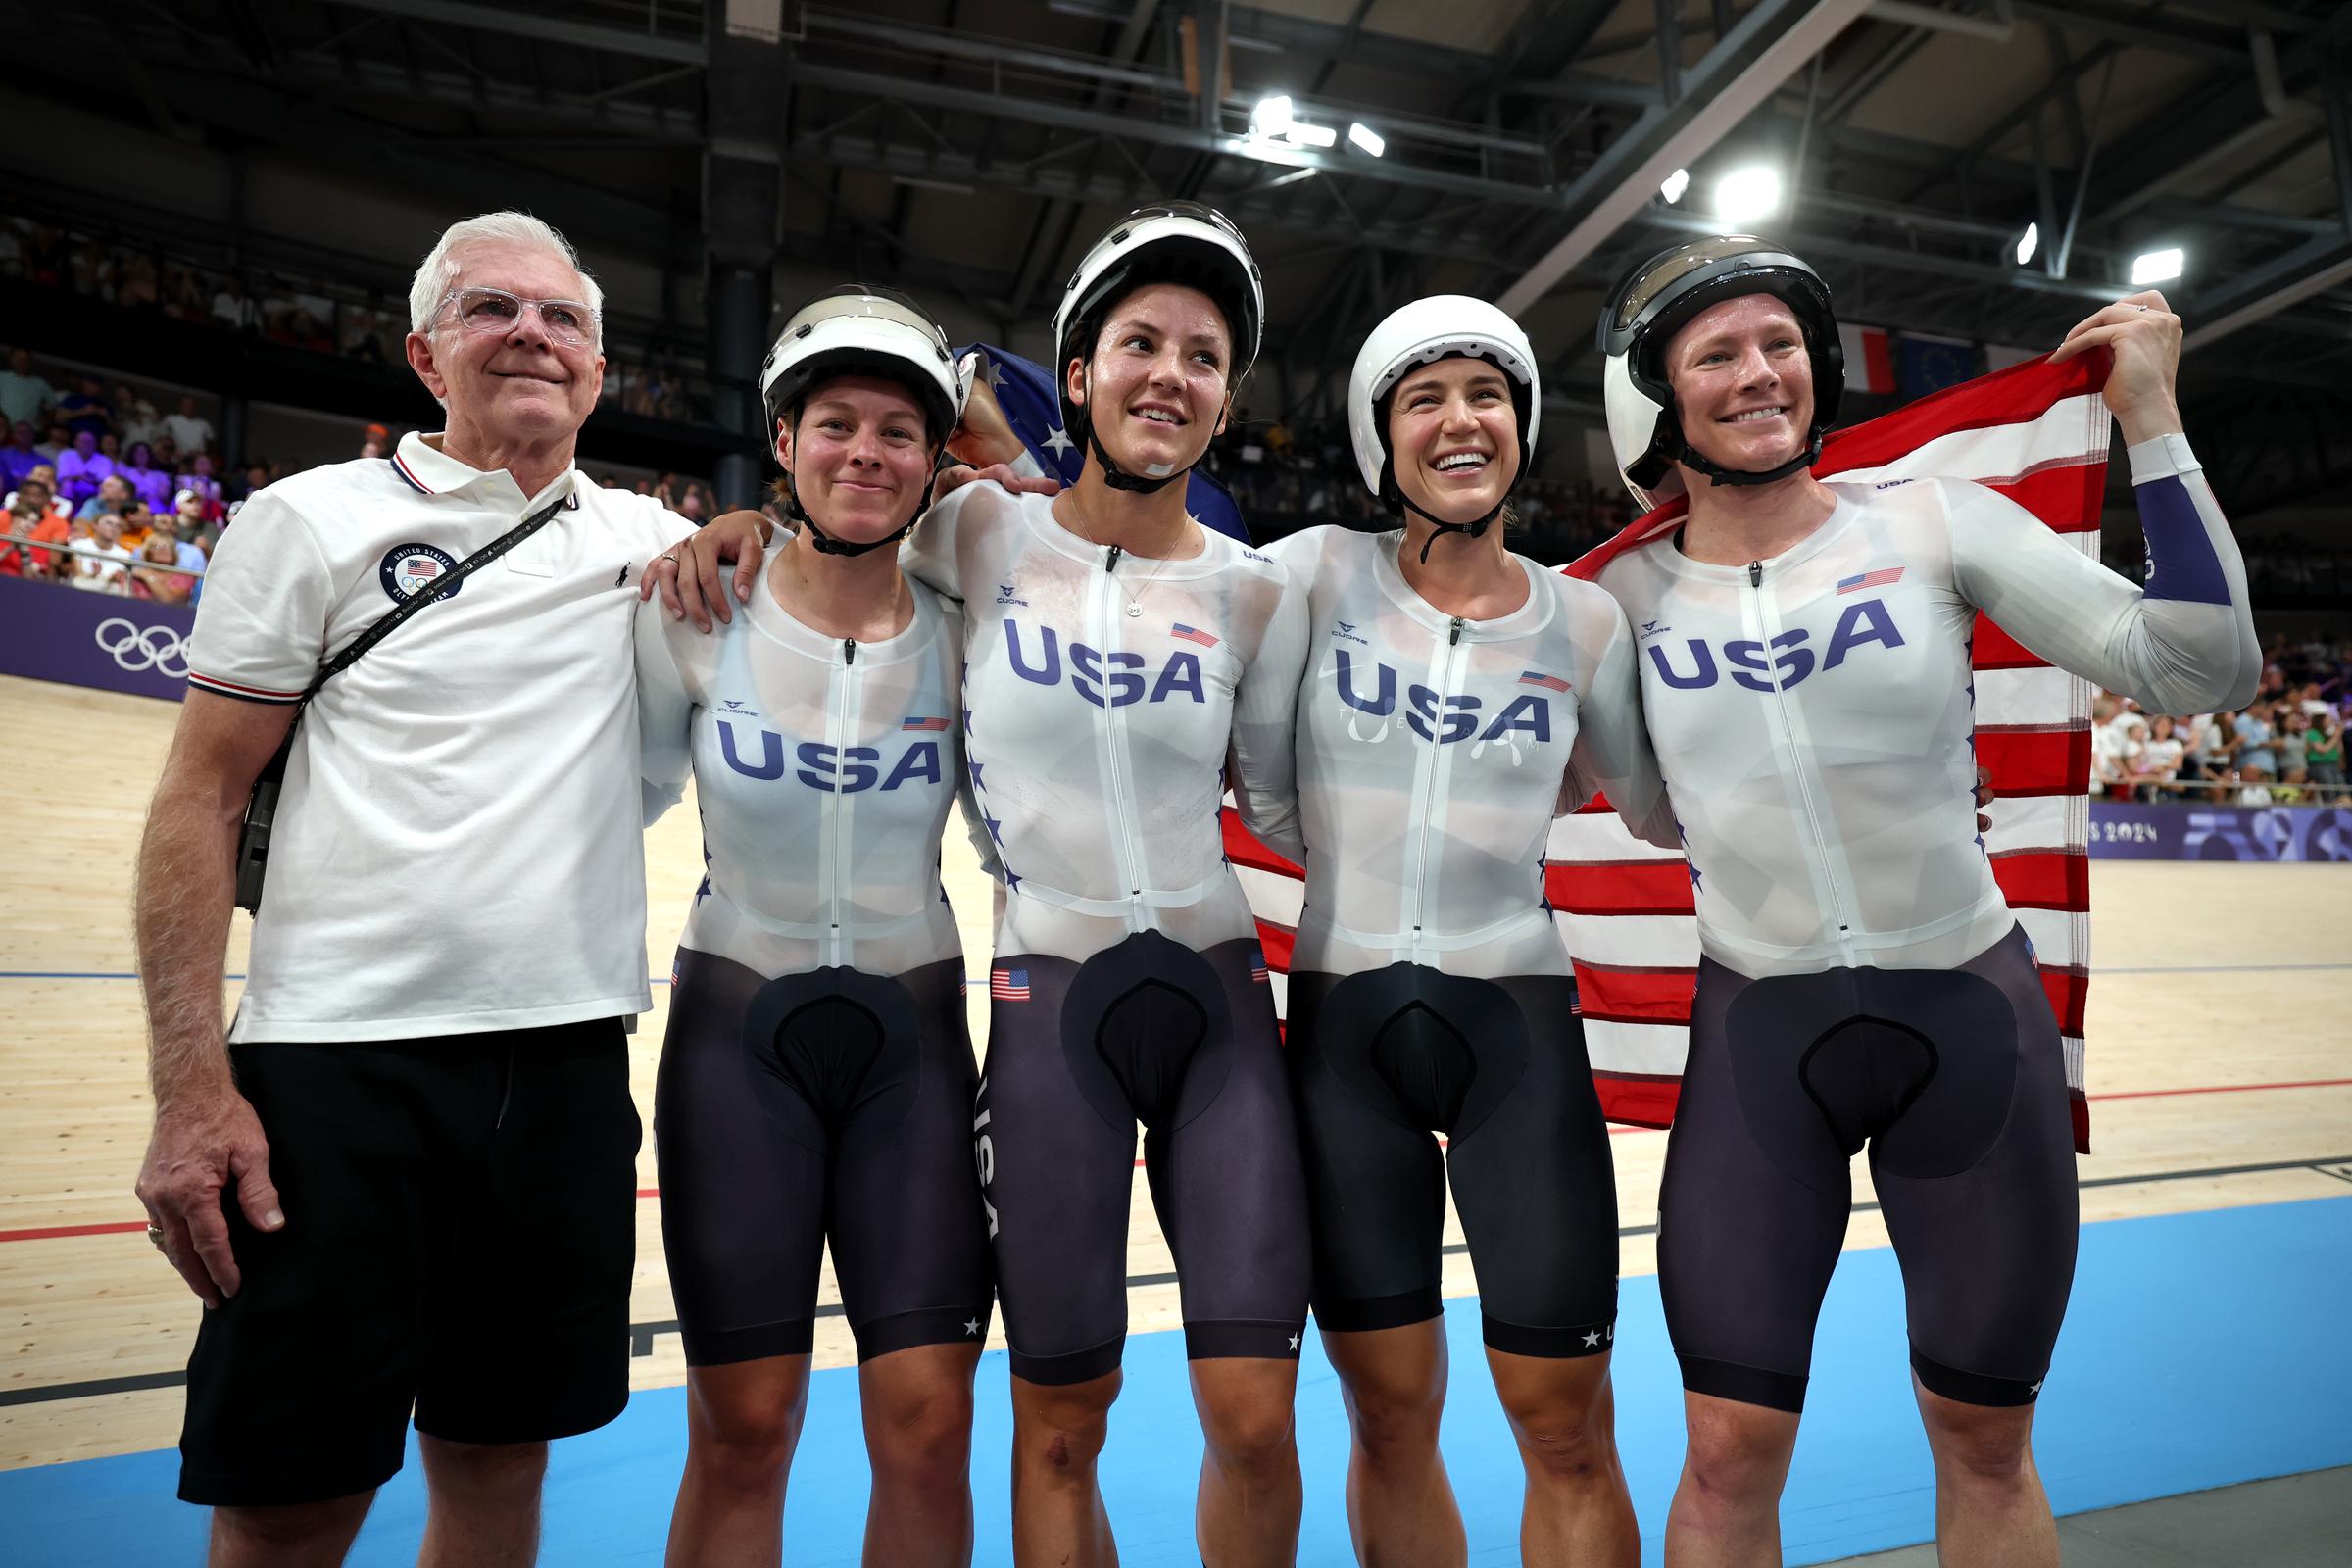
[759,285,975,556]
[1596,233,1842,511]
[1348,294,1541,560]
[1052,201,1263,493]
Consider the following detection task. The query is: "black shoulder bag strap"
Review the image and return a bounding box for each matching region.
[234,490,574,911]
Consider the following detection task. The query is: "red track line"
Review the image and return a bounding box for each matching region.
[2087,1075,2352,1102]
[0,1220,152,1243]
[12,1078,2348,1246]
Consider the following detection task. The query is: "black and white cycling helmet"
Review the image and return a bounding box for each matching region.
[1053,201,1263,493]
[1348,294,1540,562]
[758,285,975,556]
[1597,234,1842,511]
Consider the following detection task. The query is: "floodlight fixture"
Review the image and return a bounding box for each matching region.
[1251,95,1295,138]
[1660,168,1690,204]
[2131,247,2183,285]
[2015,221,2038,267]
[1286,121,1339,148]
[1714,166,1782,225]
[1348,122,1386,158]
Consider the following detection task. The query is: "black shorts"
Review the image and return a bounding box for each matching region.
[1288,966,1618,1357]
[177,1019,640,1507]
[1657,925,2079,1413]
[655,948,994,1365]
[976,931,1310,1386]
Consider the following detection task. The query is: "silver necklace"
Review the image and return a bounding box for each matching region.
[1094,513,1195,617]
[1118,550,1175,616]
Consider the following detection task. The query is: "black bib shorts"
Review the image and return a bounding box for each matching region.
[656,948,995,1366]
[1288,964,1620,1357]
[1657,925,2080,1412]
[974,931,1311,1386]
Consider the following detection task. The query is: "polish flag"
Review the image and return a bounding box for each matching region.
[1224,352,2110,1153]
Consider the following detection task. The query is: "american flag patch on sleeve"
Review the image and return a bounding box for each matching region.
[990,966,1031,1001]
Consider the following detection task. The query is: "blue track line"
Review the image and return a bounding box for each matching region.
[4,1197,2347,1566]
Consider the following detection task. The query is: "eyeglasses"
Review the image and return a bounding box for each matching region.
[436,286,600,349]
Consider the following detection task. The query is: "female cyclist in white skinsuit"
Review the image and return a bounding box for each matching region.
[916,203,1314,1568]
[636,288,994,1567]
[1591,236,2259,1568]
[657,205,1315,1568]
[1258,296,1670,1568]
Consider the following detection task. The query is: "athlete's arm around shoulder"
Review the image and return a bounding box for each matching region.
[930,590,1004,879]
[899,477,1003,603]
[633,588,706,827]
[1227,535,1314,864]
[1554,572,1679,849]
[134,484,336,1308]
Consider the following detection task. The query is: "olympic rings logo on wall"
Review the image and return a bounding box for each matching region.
[94,617,191,679]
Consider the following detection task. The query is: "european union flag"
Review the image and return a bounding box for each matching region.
[1894,334,1980,402]
[960,343,1251,544]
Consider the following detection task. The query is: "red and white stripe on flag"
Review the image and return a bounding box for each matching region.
[1838,322,1896,394]
[1222,351,2111,1154]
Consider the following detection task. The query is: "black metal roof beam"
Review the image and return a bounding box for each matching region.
[780,60,1551,209]
[1004,0,1163,318]
[310,0,706,64]
[1497,0,1879,314]
[794,127,1506,268]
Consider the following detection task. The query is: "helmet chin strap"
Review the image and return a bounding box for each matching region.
[782,461,937,559]
[1085,423,1188,494]
[1686,439,1825,490]
[1391,446,1522,564]
[1397,490,1509,564]
[1670,414,1827,492]
[1075,366,1220,495]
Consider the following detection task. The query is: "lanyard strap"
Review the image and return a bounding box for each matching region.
[296,488,573,705]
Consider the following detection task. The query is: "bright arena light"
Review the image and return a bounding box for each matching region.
[1660,167,1690,204]
[1714,166,1782,225]
[2015,221,2038,267]
[1348,122,1386,158]
[1250,95,1295,138]
[1286,121,1339,148]
[2132,247,2183,285]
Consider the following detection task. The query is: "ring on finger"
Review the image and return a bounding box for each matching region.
[145,1222,165,1250]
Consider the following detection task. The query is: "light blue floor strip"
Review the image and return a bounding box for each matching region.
[6,1198,2347,1565]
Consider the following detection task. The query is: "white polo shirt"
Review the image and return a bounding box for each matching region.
[187,431,691,1042]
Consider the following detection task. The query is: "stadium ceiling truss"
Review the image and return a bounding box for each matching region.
[18,0,2352,509]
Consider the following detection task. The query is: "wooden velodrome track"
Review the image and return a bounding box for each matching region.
[3,670,2349,1474]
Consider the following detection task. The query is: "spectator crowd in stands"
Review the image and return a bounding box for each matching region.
[2093,636,2351,805]
[1,350,240,603]
[0,337,736,604]
[3,213,708,424]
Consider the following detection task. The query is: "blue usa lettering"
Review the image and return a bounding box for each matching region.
[1004,620,1206,707]
[1335,650,1396,714]
[1644,599,1906,692]
[717,720,941,792]
[1332,652,1553,744]
[717,721,786,779]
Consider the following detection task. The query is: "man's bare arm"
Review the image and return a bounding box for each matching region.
[132,689,298,1305]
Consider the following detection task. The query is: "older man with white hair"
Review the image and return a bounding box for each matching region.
[131,211,697,1565]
